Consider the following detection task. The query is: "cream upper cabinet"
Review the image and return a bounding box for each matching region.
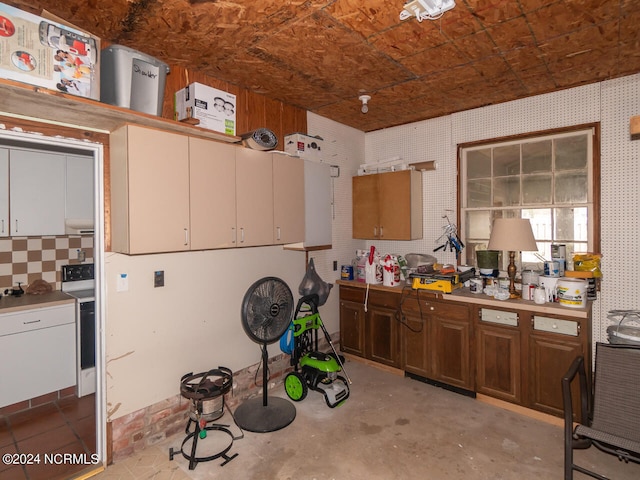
[352,170,423,240]
[0,148,8,237]
[235,149,274,247]
[273,153,304,245]
[111,125,190,254]
[189,137,237,250]
[9,148,66,236]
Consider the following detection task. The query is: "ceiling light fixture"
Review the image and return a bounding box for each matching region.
[359,95,371,114]
[399,0,456,22]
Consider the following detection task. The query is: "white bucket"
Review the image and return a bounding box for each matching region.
[557,277,588,308]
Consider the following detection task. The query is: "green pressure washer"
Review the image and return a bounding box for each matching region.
[280,294,351,408]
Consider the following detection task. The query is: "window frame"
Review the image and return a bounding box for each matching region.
[457,123,601,269]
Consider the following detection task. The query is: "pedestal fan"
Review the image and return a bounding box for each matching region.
[234,276,296,432]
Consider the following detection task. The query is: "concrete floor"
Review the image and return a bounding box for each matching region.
[92,360,639,480]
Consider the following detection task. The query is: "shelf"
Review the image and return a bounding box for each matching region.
[0,79,241,143]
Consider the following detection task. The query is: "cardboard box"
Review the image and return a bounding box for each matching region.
[284,133,324,160]
[0,2,100,99]
[174,82,236,136]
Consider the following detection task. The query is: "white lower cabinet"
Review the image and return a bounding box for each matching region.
[0,303,76,408]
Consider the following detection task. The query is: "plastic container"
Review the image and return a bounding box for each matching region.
[556,277,588,308]
[100,44,170,116]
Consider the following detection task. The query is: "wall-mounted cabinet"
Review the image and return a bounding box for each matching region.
[9,148,66,236]
[111,125,191,254]
[0,146,94,238]
[111,124,304,254]
[352,170,422,240]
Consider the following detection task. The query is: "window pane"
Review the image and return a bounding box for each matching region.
[522,174,552,204]
[523,208,552,241]
[467,179,491,207]
[522,140,552,174]
[465,210,492,241]
[556,135,588,170]
[555,207,588,242]
[555,172,588,203]
[467,149,491,179]
[493,144,520,176]
[493,176,520,206]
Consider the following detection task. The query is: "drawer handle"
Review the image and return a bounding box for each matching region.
[23,319,41,325]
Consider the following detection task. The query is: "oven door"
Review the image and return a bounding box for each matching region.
[77,300,96,397]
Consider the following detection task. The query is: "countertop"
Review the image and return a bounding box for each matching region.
[336,280,592,319]
[0,291,75,314]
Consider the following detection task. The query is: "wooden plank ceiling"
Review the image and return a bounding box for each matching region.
[7,0,640,132]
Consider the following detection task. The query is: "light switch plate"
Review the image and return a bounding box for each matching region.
[117,273,128,292]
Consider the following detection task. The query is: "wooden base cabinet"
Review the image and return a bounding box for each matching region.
[339,286,400,368]
[528,315,586,420]
[474,305,590,421]
[400,294,473,390]
[476,323,521,403]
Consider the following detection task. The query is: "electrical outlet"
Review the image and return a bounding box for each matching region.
[154,270,164,287]
[116,273,128,292]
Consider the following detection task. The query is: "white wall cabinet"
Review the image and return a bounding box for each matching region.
[235,148,274,247]
[189,137,237,250]
[9,148,66,236]
[0,148,8,237]
[65,153,95,233]
[111,125,191,254]
[273,153,305,245]
[111,125,304,254]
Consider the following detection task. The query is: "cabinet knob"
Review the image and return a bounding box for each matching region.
[184,228,189,246]
[231,227,236,244]
[380,226,384,237]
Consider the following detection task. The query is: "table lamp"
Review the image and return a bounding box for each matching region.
[487,218,538,298]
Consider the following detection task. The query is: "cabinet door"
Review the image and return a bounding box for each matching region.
[189,138,237,249]
[303,160,332,247]
[431,302,472,390]
[400,302,430,377]
[352,174,379,239]
[273,154,304,244]
[529,334,583,419]
[378,170,422,240]
[111,125,190,254]
[476,325,521,403]
[65,154,94,226]
[0,148,7,237]
[236,149,273,247]
[367,305,401,368]
[9,148,66,236]
[340,299,365,357]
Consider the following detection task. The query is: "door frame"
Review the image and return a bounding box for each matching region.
[0,128,107,468]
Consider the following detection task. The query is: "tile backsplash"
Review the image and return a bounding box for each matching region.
[0,236,94,292]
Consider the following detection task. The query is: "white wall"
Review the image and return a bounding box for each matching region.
[104,246,305,419]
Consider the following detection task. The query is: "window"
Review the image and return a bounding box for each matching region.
[459,125,599,271]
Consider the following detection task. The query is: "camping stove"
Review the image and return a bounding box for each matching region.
[169,367,242,470]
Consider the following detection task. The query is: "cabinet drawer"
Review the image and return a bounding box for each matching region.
[368,291,398,309]
[481,308,519,327]
[533,315,579,336]
[0,304,75,337]
[340,286,365,303]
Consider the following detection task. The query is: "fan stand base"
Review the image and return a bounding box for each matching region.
[234,397,296,433]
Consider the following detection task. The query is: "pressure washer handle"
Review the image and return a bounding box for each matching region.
[319,320,352,385]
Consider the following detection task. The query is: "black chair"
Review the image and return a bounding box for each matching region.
[562,342,640,480]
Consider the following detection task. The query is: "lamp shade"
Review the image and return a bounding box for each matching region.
[487,218,538,252]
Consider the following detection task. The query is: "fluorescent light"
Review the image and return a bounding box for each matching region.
[400,0,456,22]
